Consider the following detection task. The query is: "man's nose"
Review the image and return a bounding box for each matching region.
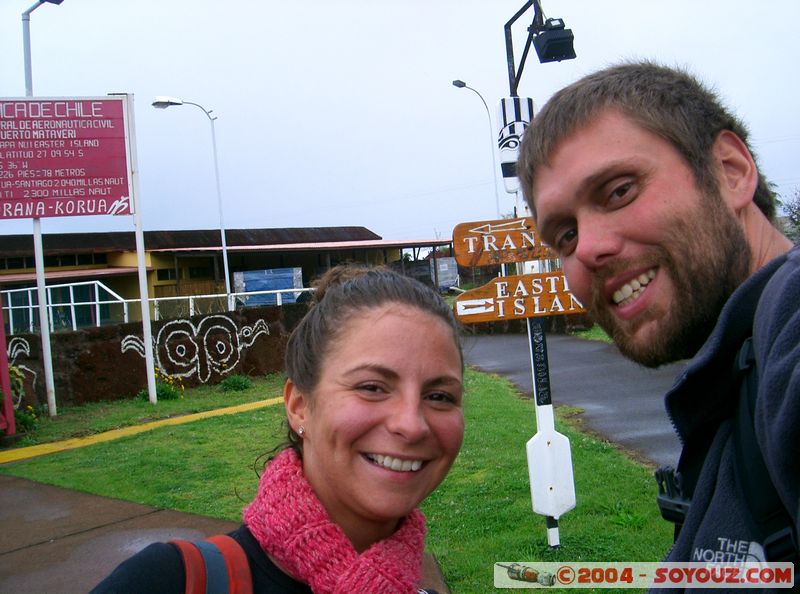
[573,214,623,270]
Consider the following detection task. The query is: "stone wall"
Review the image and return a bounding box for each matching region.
[8,303,307,407]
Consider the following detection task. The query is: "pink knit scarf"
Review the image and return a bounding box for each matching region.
[243,448,427,594]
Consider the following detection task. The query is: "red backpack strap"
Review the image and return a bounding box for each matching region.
[207,535,253,594]
[169,539,207,594]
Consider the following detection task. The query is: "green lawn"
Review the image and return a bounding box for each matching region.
[6,373,285,448]
[1,368,670,593]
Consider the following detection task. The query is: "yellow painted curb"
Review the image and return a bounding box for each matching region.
[0,396,284,465]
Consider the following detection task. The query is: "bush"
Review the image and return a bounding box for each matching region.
[219,374,253,392]
[14,405,40,433]
[136,368,185,401]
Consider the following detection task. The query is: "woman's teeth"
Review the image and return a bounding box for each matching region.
[366,454,423,472]
[613,269,656,306]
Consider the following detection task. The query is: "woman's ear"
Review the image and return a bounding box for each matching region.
[284,378,309,434]
[712,130,758,213]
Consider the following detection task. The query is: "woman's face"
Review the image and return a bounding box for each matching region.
[285,303,464,551]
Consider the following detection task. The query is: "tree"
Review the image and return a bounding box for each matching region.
[779,188,800,242]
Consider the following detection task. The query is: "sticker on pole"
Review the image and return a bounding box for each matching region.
[0,97,133,219]
[454,272,585,323]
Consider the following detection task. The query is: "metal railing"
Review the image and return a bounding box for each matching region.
[1,282,313,336]
[1,280,129,334]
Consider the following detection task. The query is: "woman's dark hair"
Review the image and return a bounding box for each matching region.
[281,264,463,455]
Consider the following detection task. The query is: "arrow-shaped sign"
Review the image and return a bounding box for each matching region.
[453,216,555,267]
[455,297,495,316]
[468,218,529,235]
[453,273,585,324]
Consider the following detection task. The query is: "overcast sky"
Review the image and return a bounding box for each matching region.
[1,0,798,242]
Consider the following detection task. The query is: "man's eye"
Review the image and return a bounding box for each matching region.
[555,228,578,254]
[609,182,634,203]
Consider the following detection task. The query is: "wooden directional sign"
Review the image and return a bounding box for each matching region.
[454,272,585,324]
[452,217,555,267]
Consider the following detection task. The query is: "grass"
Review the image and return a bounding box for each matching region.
[571,324,613,343]
[0,369,670,593]
[7,373,285,448]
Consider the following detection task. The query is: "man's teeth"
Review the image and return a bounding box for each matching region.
[613,269,656,306]
[367,454,423,472]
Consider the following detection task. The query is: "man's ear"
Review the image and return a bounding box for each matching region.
[284,379,310,433]
[712,130,758,212]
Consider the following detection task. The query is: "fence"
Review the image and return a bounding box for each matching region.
[1,280,313,336]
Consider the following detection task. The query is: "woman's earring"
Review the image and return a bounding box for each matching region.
[297,426,305,438]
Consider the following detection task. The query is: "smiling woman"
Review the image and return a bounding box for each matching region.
[90,265,463,594]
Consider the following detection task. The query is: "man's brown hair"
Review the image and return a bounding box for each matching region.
[518,61,776,221]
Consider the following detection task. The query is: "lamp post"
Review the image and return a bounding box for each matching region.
[22,0,65,418]
[22,0,64,95]
[452,80,502,219]
[152,97,232,302]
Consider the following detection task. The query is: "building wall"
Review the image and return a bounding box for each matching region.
[9,303,306,407]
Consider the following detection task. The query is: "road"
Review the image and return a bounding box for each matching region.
[461,332,686,468]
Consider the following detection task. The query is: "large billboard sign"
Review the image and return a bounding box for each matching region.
[452,216,555,267]
[0,97,133,219]
[454,272,585,323]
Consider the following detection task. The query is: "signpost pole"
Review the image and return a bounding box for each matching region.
[0,306,16,435]
[452,216,579,547]
[524,316,575,547]
[119,94,157,405]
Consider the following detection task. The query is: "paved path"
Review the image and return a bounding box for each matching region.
[461,332,686,468]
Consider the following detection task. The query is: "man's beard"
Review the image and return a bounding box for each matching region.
[589,188,752,368]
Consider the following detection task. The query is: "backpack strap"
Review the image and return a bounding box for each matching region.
[169,536,253,594]
[731,337,798,563]
[169,539,207,594]
[207,535,253,594]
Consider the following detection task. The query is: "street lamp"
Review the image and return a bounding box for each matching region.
[452,80,502,219]
[152,96,232,302]
[22,0,65,419]
[505,0,575,96]
[22,0,65,96]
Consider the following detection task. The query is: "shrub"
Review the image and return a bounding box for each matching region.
[14,405,40,433]
[219,374,253,392]
[136,368,185,401]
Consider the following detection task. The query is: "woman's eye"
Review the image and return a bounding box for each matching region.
[427,391,459,405]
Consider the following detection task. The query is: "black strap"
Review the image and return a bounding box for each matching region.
[731,337,798,563]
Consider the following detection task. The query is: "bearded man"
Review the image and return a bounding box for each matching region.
[518,62,798,586]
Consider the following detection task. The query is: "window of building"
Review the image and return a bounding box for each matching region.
[157,268,179,281]
[188,266,212,279]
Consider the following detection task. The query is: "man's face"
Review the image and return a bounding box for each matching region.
[532,109,750,367]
